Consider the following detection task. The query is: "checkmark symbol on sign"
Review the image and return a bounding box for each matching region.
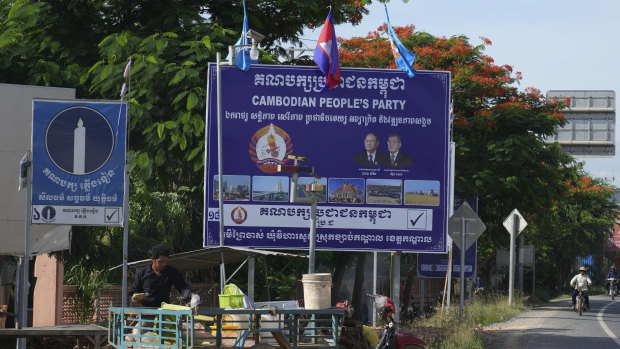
[410,212,424,226]
[106,209,118,221]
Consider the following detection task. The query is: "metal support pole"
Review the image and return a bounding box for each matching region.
[532,248,536,297]
[121,58,132,311]
[309,199,317,274]
[15,259,24,349]
[18,151,33,349]
[419,278,425,317]
[446,245,452,314]
[248,257,255,301]
[14,258,21,327]
[372,252,377,327]
[518,234,524,292]
[459,218,466,320]
[391,253,401,325]
[508,214,519,305]
[121,161,129,309]
[216,51,226,293]
[308,192,317,347]
[446,141,455,315]
[289,172,317,274]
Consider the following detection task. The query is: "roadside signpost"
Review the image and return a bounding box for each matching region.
[447,202,486,319]
[503,208,527,305]
[31,100,127,226]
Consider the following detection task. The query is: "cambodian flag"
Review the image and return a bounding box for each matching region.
[313,9,341,91]
[385,6,416,78]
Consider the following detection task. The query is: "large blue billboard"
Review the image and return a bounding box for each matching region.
[31,100,126,226]
[204,64,450,252]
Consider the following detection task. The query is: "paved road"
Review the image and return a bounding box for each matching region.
[484,294,620,348]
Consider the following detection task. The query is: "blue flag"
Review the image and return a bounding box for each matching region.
[385,7,416,78]
[228,0,253,71]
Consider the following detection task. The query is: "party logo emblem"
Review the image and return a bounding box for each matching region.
[231,206,248,225]
[249,123,293,173]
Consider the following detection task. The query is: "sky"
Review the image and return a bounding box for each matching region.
[298,0,619,187]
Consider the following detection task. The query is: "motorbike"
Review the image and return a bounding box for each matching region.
[574,286,587,316]
[607,278,618,300]
[368,294,428,349]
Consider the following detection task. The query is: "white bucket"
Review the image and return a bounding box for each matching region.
[302,273,332,309]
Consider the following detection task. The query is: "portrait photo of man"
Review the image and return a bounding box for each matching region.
[353,132,389,167]
[385,133,413,168]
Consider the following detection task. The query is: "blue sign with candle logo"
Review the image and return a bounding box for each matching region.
[31,100,127,226]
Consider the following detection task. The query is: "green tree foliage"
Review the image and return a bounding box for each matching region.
[88,27,224,185]
[0,0,103,91]
[0,0,374,89]
[204,0,370,47]
[532,176,618,292]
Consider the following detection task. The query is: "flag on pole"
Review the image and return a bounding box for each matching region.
[313,9,341,91]
[385,6,416,78]
[123,59,132,78]
[117,58,132,147]
[227,0,253,71]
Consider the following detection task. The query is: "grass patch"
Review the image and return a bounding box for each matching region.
[400,292,529,349]
[588,285,606,295]
[405,193,440,205]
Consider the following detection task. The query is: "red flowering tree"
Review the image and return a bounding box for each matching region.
[339,25,618,293]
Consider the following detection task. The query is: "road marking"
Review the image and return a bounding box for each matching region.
[597,301,620,346]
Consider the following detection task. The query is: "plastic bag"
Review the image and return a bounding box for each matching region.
[363,325,379,346]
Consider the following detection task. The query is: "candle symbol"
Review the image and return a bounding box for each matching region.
[73,118,86,174]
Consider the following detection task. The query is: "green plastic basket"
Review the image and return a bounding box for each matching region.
[219,284,243,308]
[223,284,240,295]
[218,294,244,308]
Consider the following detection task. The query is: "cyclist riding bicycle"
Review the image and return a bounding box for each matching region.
[605,265,619,294]
[570,266,592,310]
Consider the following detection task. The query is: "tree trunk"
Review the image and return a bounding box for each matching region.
[402,255,416,308]
[331,253,352,305]
[351,253,366,320]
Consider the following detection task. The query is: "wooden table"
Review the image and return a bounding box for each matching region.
[0,324,108,348]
